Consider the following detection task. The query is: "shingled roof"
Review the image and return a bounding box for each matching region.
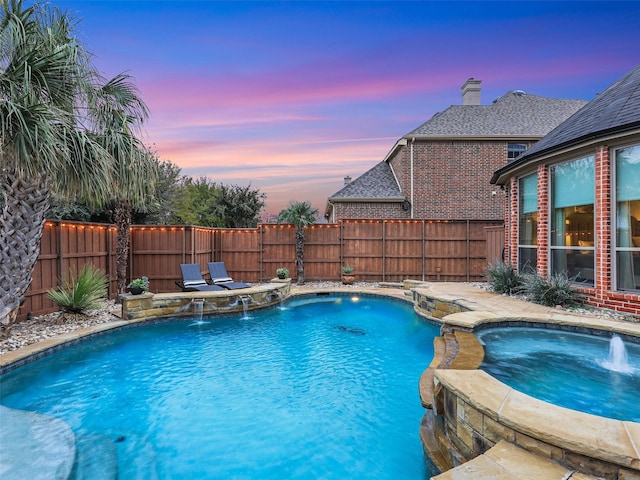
[492,64,640,185]
[326,82,589,213]
[408,91,587,137]
[328,161,403,201]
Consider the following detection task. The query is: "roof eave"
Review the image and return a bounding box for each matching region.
[404,134,544,141]
[490,123,640,185]
[383,138,408,163]
[327,196,406,203]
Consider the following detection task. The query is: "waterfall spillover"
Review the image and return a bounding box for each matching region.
[241,296,251,319]
[192,299,205,324]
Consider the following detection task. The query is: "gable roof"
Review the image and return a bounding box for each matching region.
[328,161,404,201]
[491,64,640,185]
[407,91,587,137]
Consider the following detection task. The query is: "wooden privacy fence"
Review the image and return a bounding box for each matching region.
[19,220,118,320]
[18,219,503,320]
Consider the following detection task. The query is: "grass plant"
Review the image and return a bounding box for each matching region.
[522,271,580,307]
[486,261,525,295]
[47,264,108,314]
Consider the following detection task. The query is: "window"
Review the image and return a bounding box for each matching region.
[615,145,640,291]
[508,143,527,161]
[518,173,537,272]
[550,156,595,285]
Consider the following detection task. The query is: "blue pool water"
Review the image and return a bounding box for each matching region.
[477,327,640,422]
[1,294,440,479]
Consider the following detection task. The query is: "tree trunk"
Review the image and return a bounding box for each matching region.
[0,171,50,337]
[115,198,132,295]
[295,227,305,285]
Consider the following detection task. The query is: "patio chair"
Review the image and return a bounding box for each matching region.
[177,263,225,292]
[207,262,250,290]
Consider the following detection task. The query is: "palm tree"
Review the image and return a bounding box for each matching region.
[277,201,318,285]
[91,74,158,293]
[0,1,153,332]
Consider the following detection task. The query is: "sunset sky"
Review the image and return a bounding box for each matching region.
[54,0,638,218]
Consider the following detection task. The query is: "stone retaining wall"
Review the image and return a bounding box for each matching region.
[433,370,640,480]
[120,281,291,321]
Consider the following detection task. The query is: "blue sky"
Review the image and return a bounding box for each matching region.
[53,0,639,217]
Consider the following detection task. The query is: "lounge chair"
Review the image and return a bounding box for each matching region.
[207,262,250,290]
[177,263,225,292]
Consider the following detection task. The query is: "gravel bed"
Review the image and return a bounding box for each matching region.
[0,302,120,356]
[2,281,636,356]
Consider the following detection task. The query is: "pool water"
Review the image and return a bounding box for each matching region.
[1,294,440,479]
[477,327,640,422]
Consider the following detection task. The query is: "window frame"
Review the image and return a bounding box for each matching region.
[508,143,528,161]
[517,172,537,273]
[548,155,595,285]
[613,144,640,292]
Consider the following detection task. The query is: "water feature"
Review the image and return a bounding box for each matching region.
[190,299,205,325]
[240,295,251,319]
[276,290,286,310]
[477,327,640,421]
[601,334,633,373]
[0,294,440,479]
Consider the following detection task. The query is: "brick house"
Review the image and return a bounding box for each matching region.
[325,78,587,222]
[491,65,640,315]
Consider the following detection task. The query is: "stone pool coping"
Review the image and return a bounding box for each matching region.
[412,282,640,479]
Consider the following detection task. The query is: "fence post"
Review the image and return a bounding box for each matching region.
[466,220,471,282]
[259,224,264,282]
[56,221,63,286]
[382,220,386,282]
[106,225,113,298]
[422,220,426,281]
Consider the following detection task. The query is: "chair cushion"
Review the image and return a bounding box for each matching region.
[213,277,233,284]
[184,280,207,287]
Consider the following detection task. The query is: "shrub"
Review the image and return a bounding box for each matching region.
[486,261,525,295]
[47,264,108,313]
[128,276,149,292]
[522,271,580,307]
[342,265,354,275]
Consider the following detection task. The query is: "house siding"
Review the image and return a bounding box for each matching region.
[387,140,522,221]
[333,202,409,220]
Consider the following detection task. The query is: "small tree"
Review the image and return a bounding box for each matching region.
[277,201,318,285]
[213,183,266,228]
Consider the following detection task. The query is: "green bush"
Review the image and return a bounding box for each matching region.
[47,264,108,313]
[486,261,525,295]
[522,271,580,307]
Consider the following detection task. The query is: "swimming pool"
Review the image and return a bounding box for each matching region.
[477,327,640,422]
[0,294,440,479]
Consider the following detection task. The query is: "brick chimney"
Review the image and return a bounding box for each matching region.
[344,176,352,185]
[461,78,481,105]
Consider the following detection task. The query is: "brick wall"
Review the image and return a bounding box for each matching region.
[388,139,518,220]
[536,164,549,276]
[333,201,410,220]
[502,144,640,316]
[508,177,518,266]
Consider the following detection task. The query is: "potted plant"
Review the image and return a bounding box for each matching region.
[276,267,290,280]
[127,276,149,295]
[341,265,355,285]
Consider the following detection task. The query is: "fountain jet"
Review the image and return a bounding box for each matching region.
[602,335,634,373]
